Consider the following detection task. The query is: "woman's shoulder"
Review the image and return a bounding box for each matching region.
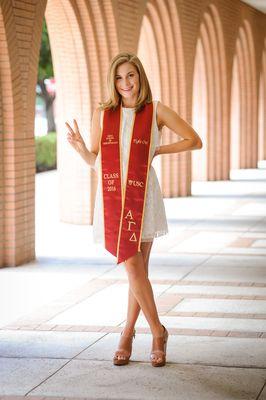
[155,100,178,130]
[92,106,103,120]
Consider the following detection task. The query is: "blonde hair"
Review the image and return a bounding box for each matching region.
[98,52,152,113]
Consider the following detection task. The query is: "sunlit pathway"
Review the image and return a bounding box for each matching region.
[0,165,265,399]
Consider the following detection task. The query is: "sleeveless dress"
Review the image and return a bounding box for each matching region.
[92,100,168,243]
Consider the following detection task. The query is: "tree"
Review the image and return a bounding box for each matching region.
[38,18,56,133]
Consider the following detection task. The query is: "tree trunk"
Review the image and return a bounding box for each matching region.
[38,79,56,133]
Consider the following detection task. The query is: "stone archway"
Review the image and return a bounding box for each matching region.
[192,4,229,182]
[138,0,187,197]
[45,0,119,224]
[230,19,257,170]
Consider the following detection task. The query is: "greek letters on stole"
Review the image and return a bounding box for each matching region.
[100,101,153,264]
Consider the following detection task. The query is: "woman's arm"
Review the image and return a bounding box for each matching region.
[65,107,101,169]
[155,101,203,156]
[88,107,102,168]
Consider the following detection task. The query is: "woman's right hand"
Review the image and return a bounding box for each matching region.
[65,119,87,153]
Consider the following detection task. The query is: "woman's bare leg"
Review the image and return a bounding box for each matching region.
[122,241,153,337]
[123,246,164,338]
[115,241,164,363]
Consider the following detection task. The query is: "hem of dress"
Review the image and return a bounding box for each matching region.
[141,229,169,242]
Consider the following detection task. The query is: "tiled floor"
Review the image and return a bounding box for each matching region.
[0,166,266,399]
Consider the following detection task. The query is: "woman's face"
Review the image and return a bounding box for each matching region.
[115,62,140,102]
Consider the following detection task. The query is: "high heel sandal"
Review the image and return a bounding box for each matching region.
[150,324,169,367]
[113,328,136,366]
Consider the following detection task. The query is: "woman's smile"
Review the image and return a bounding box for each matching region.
[122,87,133,91]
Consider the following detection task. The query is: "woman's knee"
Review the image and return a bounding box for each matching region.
[141,240,153,265]
[124,251,145,280]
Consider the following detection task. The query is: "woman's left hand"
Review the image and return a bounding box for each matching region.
[152,146,160,159]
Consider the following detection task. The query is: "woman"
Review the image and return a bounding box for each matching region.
[65,52,202,367]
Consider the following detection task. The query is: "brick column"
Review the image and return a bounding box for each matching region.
[0,0,46,267]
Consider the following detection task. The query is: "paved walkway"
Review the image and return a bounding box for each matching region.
[0,165,266,399]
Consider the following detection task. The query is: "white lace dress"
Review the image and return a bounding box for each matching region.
[92,100,168,243]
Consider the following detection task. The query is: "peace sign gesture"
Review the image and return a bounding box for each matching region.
[65,119,87,154]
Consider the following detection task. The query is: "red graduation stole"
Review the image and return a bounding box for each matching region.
[100,101,153,264]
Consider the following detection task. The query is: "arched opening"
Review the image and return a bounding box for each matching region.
[230,54,241,170]
[192,39,208,181]
[138,0,186,197]
[138,14,162,183]
[35,0,118,257]
[45,0,92,224]
[192,5,228,182]
[45,0,118,222]
[230,20,257,171]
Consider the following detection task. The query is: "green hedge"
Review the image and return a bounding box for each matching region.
[35,132,57,172]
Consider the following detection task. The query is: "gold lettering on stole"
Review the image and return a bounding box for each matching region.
[127,221,136,231]
[125,210,137,242]
[129,232,137,242]
[125,210,133,220]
